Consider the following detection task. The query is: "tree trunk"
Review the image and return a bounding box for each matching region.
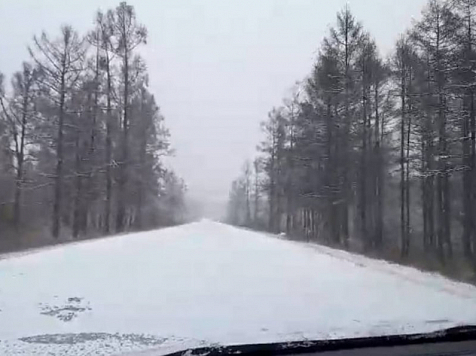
[73,130,83,239]
[341,13,351,248]
[400,69,407,258]
[360,88,368,249]
[13,88,29,230]
[463,93,474,259]
[374,83,383,249]
[52,68,66,239]
[253,161,259,226]
[135,90,146,230]
[104,52,113,234]
[405,88,412,257]
[116,45,129,233]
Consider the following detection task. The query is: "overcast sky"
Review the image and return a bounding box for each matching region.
[0,0,427,218]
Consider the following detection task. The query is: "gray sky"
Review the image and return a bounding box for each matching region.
[0,0,427,218]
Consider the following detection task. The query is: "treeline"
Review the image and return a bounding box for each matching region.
[0,2,186,251]
[228,0,476,279]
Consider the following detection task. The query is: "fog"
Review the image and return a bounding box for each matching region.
[0,0,427,219]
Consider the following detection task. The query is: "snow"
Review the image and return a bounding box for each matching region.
[1,220,476,356]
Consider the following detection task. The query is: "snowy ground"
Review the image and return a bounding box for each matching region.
[1,220,476,356]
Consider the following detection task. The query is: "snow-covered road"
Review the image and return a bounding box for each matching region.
[1,220,476,355]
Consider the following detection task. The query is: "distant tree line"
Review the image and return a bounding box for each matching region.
[0,2,186,251]
[228,0,476,279]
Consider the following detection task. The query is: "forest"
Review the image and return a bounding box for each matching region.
[0,2,186,252]
[227,0,476,280]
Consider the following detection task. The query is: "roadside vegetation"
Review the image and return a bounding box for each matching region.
[228,0,476,282]
[0,3,187,253]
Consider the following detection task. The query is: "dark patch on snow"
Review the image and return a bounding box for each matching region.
[67,296,82,303]
[19,332,166,346]
[39,297,91,322]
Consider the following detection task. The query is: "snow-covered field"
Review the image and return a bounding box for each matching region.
[1,220,476,356]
